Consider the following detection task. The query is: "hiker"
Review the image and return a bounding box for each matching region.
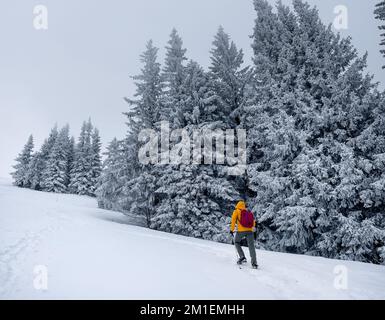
[230,200,258,269]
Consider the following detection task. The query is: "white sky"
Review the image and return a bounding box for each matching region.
[0,0,384,178]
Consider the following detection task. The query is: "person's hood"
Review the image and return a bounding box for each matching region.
[235,201,246,210]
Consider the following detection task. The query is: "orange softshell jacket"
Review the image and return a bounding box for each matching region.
[230,201,256,232]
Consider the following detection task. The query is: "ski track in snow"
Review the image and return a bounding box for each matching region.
[0,179,384,299]
[0,232,38,296]
[0,203,70,297]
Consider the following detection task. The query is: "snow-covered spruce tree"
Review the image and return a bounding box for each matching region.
[89,128,102,195]
[151,59,240,242]
[11,135,34,187]
[321,87,385,264]
[209,26,253,198]
[246,0,385,263]
[242,0,301,250]
[121,40,164,226]
[25,125,60,191]
[162,28,187,126]
[67,136,75,184]
[36,125,59,190]
[42,125,72,193]
[209,26,251,127]
[25,151,43,190]
[69,120,96,196]
[375,0,385,68]
[96,138,128,211]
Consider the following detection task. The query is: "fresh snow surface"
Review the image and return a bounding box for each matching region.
[0,179,384,300]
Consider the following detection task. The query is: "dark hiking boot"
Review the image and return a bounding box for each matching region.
[237,257,247,265]
[252,263,259,269]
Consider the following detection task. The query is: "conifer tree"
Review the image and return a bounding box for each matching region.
[69,120,94,196]
[123,41,164,225]
[96,138,127,210]
[11,135,34,187]
[162,28,187,126]
[42,125,72,193]
[90,128,102,195]
[39,125,59,189]
[25,151,43,190]
[209,26,251,126]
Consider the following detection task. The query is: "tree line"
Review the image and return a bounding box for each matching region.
[12,119,101,196]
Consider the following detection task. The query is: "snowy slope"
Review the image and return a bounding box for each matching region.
[0,179,384,300]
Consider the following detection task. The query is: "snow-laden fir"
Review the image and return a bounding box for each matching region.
[0,179,384,299]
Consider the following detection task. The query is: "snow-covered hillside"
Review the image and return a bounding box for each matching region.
[0,179,384,299]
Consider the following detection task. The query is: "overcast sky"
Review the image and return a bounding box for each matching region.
[0,0,384,178]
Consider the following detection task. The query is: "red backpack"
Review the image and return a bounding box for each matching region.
[239,209,254,228]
